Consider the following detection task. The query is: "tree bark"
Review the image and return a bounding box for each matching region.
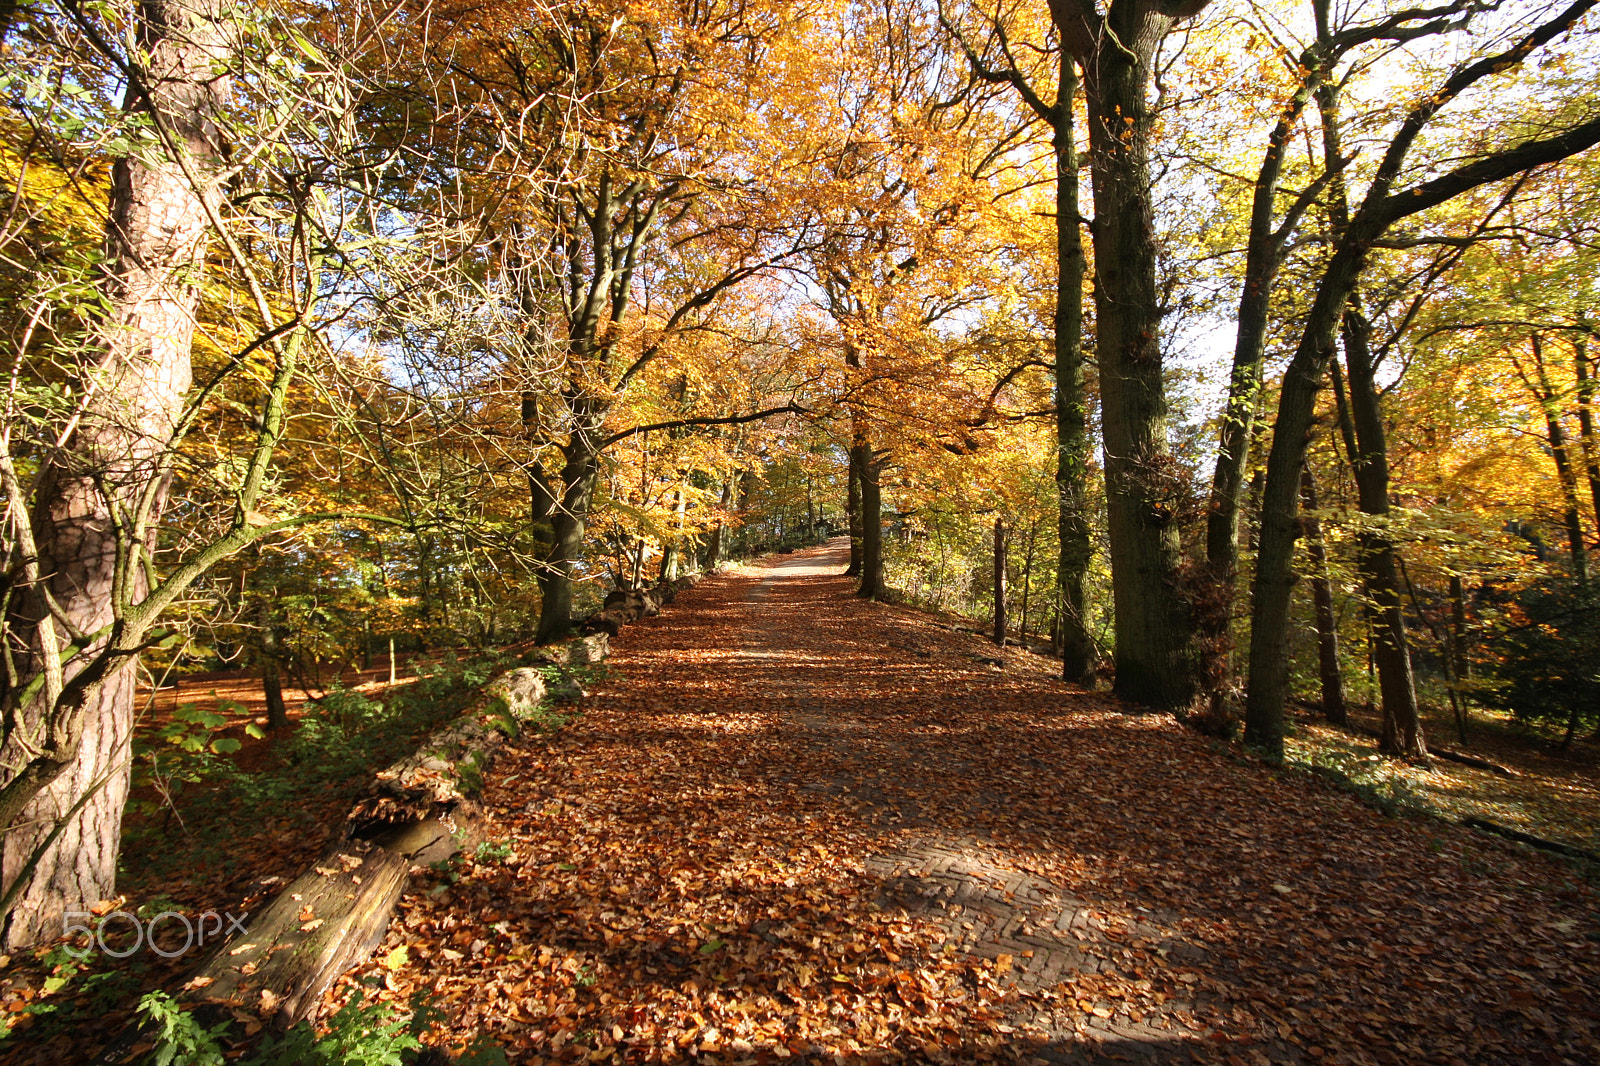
[532,444,601,644]
[1342,309,1426,758]
[1205,40,1326,582]
[259,596,290,732]
[846,435,863,577]
[1062,0,1200,711]
[1052,53,1097,686]
[1240,0,1600,754]
[1300,466,1348,726]
[852,437,885,599]
[1528,333,1589,588]
[1573,332,1600,533]
[0,0,231,949]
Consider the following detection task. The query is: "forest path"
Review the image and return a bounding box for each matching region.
[372,540,1600,1065]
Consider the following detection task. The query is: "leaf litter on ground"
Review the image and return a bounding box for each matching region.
[350,543,1600,1065]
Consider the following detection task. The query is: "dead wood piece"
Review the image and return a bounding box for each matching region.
[1461,816,1600,862]
[1431,747,1516,776]
[351,665,550,829]
[123,650,590,1045]
[186,837,416,1027]
[582,574,703,634]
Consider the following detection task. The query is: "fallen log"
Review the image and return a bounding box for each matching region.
[1461,816,1600,862]
[159,575,705,1040]
[182,822,447,1027]
[1430,747,1516,776]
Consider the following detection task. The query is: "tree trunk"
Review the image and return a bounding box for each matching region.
[1529,333,1589,588]
[532,448,600,644]
[0,0,231,949]
[1342,311,1427,758]
[1019,521,1036,645]
[852,438,885,599]
[1073,0,1197,711]
[1244,194,1380,757]
[659,489,685,583]
[1300,466,1348,726]
[260,599,290,732]
[845,447,862,577]
[1573,332,1600,533]
[1205,39,1324,641]
[1449,574,1470,681]
[1052,53,1097,687]
[992,517,1008,646]
[708,479,732,569]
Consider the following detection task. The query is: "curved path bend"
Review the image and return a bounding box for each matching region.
[376,539,1600,1066]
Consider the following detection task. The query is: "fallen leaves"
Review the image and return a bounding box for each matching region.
[339,548,1600,1063]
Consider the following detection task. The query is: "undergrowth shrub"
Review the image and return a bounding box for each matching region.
[138,989,506,1066]
[1479,579,1600,743]
[124,647,524,879]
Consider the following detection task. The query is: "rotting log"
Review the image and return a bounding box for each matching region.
[182,823,445,1027]
[109,573,702,1051]
[582,573,702,636]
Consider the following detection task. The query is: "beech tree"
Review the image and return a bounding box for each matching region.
[1245,0,1600,758]
[0,0,440,946]
[0,0,237,949]
[1203,0,1477,604]
[1035,0,1218,711]
[940,0,1099,684]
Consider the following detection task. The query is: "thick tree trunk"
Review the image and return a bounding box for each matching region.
[1052,54,1097,686]
[0,0,230,949]
[1245,237,1369,756]
[532,448,601,644]
[852,438,885,599]
[1300,466,1348,726]
[1076,1,1197,711]
[992,518,1008,646]
[845,446,862,576]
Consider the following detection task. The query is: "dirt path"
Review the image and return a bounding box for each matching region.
[365,540,1600,1065]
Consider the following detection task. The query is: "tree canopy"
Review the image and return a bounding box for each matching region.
[4,0,1600,953]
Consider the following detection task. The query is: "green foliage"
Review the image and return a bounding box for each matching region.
[131,700,260,819]
[139,991,231,1066]
[452,751,485,794]
[474,839,512,864]
[247,992,422,1066]
[1480,579,1600,739]
[1287,747,1434,820]
[134,989,508,1066]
